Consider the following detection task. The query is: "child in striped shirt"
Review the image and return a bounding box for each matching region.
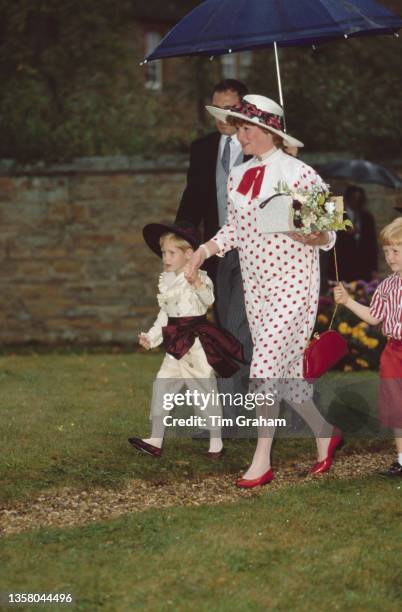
[334,217,402,477]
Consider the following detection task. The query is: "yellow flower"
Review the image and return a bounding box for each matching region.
[318,314,329,325]
[338,322,352,335]
[364,332,379,344]
[352,327,363,339]
[357,322,368,329]
[351,326,368,341]
[356,358,369,368]
[344,365,353,372]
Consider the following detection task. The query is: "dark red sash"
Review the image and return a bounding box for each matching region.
[162,315,246,378]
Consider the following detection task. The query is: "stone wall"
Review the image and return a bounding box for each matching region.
[0,157,186,346]
[0,155,401,346]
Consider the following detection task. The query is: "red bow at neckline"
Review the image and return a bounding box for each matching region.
[236,165,266,199]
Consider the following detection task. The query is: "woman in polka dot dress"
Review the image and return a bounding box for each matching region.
[188,95,343,488]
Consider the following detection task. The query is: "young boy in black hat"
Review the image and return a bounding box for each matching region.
[128,222,244,459]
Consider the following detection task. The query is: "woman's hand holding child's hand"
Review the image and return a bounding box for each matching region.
[184,263,202,287]
[138,333,151,350]
[333,283,350,306]
[186,248,206,281]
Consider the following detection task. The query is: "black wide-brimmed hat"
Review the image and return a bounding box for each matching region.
[143,221,201,257]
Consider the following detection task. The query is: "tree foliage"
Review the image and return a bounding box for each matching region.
[0,0,137,161]
[0,0,401,162]
[247,33,402,159]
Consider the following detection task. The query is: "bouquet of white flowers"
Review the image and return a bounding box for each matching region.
[275,181,352,235]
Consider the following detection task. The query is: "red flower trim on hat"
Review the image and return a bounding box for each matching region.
[231,100,283,131]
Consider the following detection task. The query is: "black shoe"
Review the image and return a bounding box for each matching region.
[381,461,402,477]
[128,437,162,457]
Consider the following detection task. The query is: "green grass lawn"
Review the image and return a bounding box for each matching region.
[1,479,401,611]
[0,352,273,503]
[0,352,390,503]
[1,353,400,611]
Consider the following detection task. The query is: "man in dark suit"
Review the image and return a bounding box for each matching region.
[327,185,378,282]
[176,79,253,436]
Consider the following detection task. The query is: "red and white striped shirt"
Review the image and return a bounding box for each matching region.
[370,273,402,339]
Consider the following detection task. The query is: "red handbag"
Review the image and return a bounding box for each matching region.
[303,247,348,381]
[304,330,348,381]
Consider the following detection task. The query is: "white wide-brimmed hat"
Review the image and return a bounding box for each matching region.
[205,94,303,148]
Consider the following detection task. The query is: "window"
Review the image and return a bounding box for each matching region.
[239,51,253,80]
[221,53,237,79]
[221,51,253,80]
[145,32,162,90]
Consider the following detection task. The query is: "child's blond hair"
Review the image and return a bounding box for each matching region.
[160,232,193,252]
[380,218,402,246]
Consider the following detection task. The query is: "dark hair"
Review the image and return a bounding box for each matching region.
[344,185,366,205]
[212,79,249,99]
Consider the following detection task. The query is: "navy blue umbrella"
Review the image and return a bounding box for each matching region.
[144,0,402,110]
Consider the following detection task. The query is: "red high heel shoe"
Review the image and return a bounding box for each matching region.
[236,468,274,489]
[309,428,344,474]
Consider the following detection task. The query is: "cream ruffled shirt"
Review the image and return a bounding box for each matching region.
[146,270,214,348]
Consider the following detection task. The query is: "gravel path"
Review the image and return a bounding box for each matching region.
[0,451,396,536]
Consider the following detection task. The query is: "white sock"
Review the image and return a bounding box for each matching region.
[143,437,163,449]
[208,434,223,453]
[398,453,402,466]
[143,417,165,448]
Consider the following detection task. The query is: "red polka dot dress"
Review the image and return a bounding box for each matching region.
[211,148,336,403]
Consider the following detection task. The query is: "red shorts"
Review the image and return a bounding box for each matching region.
[379,339,402,429]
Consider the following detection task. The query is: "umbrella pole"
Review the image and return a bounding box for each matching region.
[274,42,286,131]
